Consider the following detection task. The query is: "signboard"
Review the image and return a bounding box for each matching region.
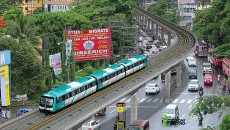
[0,50,11,67]
[66,28,112,61]
[50,53,62,75]
[15,94,28,101]
[116,103,126,112]
[0,65,10,106]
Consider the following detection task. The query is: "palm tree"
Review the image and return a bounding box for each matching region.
[4,13,42,58]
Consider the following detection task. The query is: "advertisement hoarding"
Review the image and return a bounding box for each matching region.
[50,53,62,75]
[0,50,11,67]
[0,65,10,106]
[66,28,112,61]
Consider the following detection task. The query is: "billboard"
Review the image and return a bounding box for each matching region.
[0,50,11,67]
[49,53,62,75]
[0,65,10,106]
[66,28,112,61]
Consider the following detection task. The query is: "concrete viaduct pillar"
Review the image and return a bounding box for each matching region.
[176,64,182,88]
[161,27,164,43]
[164,71,171,101]
[130,92,138,123]
[155,24,159,39]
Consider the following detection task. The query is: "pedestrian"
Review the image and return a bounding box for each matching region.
[6,109,11,119]
[2,109,6,120]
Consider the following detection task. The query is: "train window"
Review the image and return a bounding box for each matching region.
[93,82,96,86]
[57,96,63,103]
[65,94,69,99]
[125,67,128,71]
[107,75,110,79]
[80,87,85,92]
[71,91,75,96]
[69,92,72,97]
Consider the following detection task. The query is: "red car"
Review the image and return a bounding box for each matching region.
[204,74,213,85]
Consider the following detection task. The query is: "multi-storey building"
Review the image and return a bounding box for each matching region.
[18,0,43,15]
[44,0,74,12]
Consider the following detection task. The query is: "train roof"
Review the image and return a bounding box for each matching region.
[90,64,123,79]
[118,55,147,66]
[41,76,95,97]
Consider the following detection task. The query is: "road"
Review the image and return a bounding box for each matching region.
[74,54,229,130]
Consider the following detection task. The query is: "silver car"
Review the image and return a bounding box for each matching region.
[188,79,201,91]
[82,120,100,130]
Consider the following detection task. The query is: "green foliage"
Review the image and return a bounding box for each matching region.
[0,0,18,15]
[192,0,230,47]
[219,113,230,130]
[147,0,179,23]
[3,13,39,44]
[213,43,230,59]
[33,8,43,14]
[3,8,23,21]
[189,96,230,116]
[0,37,43,95]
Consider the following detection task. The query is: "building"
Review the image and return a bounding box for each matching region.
[18,0,43,15]
[44,0,74,12]
[177,0,197,28]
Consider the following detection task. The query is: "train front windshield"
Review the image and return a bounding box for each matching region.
[40,96,54,107]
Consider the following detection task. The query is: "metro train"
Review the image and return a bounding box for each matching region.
[39,55,148,113]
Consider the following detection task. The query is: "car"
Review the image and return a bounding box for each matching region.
[16,107,33,116]
[188,79,201,91]
[204,73,213,85]
[145,83,160,94]
[203,62,212,74]
[186,56,194,61]
[187,56,196,67]
[82,120,100,130]
[161,73,165,82]
[162,104,179,124]
[189,69,197,79]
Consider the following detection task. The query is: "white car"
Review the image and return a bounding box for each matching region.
[203,62,212,74]
[82,120,100,130]
[145,83,160,94]
[188,79,201,91]
[187,56,196,67]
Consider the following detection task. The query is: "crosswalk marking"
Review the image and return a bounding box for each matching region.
[153,99,159,102]
[139,98,146,102]
[146,99,152,102]
[119,98,126,102]
[126,98,131,102]
[180,99,185,103]
[187,100,192,104]
[173,99,179,103]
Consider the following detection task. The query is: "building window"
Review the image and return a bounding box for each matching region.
[60,6,62,9]
[58,6,59,9]
[52,6,53,9]
[65,6,66,10]
[25,7,28,10]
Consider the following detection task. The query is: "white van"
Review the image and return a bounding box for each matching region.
[162,104,179,123]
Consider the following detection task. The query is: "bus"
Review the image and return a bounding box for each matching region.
[129,120,150,130]
[213,54,224,69]
[222,58,230,77]
[194,43,208,57]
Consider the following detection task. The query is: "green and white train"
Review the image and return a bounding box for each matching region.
[39,55,148,113]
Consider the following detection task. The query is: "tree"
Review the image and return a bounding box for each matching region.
[147,0,179,23]
[189,96,230,116]
[192,0,230,47]
[3,8,23,21]
[33,8,43,14]
[0,37,44,95]
[0,0,18,15]
[213,43,230,59]
[219,113,230,130]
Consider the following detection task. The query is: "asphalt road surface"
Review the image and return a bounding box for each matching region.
[74,54,229,130]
